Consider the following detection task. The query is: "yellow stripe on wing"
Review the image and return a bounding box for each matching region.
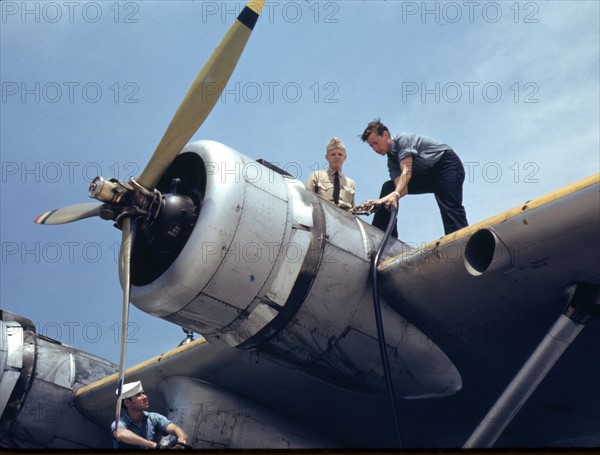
[74,337,207,397]
[380,173,600,268]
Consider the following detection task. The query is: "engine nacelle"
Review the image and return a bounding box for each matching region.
[130,141,461,398]
[0,310,118,448]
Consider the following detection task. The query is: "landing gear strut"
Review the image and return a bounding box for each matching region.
[464,283,600,448]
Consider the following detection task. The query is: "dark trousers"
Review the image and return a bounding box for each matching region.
[372,150,468,237]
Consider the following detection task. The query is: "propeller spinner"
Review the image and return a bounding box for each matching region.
[34,0,266,428]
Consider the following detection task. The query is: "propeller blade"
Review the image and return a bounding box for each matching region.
[137,0,265,190]
[34,202,103,225]
[114,217,136,426]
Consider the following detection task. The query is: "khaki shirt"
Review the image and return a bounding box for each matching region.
[305,169,355,210]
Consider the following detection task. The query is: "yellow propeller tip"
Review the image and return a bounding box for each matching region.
[247,0,265,16]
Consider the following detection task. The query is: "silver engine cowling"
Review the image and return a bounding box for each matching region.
[128,140,462,398]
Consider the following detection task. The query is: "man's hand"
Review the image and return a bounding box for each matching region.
[350,200,380,215]
[177,437,188,445]
[381,191,401,209]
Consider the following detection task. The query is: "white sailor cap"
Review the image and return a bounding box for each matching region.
[116,381,143,399]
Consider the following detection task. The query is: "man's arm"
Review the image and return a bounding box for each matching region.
[165,422,188,445]
[379,155,413,209]
[113,427,158,449]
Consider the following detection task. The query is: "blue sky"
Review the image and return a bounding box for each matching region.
[1,1,599,366]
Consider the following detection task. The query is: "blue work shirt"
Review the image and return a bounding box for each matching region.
[387,133,452,181]
[111,411,171,449]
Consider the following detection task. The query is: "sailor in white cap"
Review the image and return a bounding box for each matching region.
[111,381,188,449]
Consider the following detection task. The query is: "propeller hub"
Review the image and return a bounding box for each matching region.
[88,176,129,204]
[86,176,164,228]
[143,190,197,251]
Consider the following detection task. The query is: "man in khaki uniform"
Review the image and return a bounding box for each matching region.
[305,137,356,210]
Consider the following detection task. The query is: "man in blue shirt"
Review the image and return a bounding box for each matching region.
[111,381,188,449]
[360,119,468,236]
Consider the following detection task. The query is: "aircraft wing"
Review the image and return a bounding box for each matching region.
[377,173,600,446]
[73,333,411,447]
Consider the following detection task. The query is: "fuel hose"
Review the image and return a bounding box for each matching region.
[370,204,403,447]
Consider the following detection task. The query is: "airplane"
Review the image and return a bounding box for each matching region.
[1,0,599,449]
